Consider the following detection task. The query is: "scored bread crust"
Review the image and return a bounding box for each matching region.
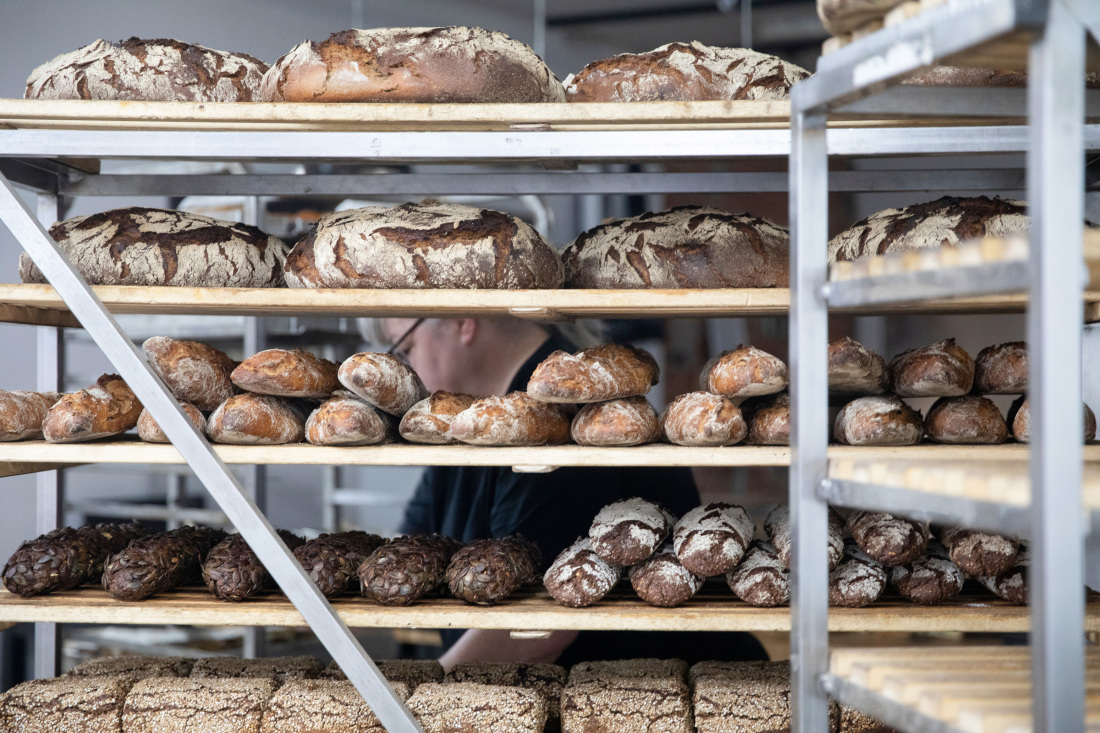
[337,353,428,416]
[726,540,790,607]
[566,41,809,102]
[143,336,237,411]
[702,345,788,402]
[562,207,789,289]
[305,391,396,446]
[890,338,975,398]
[399,391,480,444]
[207,394,305,445]
[0,391,60,441]
[232,349,339,399]
[629,545,703,607]
[925,396,1007,444]
[589,497,673,566]
[42,374,142,443]
[659,391,746,447]
[891,542,964,605]
[261,27,564,103]
[828,336,889,395]
[450,392,572,446]
[833,395,923,446]
[527,344,660,404]
[25,37,268,101]
[939,527,1019,577]
[136,403,206,443]
[973,341,1028,395]
[743,392,791,445]
[284,200,563,290]
[673,502,754,577]
[847,511,930,568]
[571,396,659,446]
[543,537,622,608]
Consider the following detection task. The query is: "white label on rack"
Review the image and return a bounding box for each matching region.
[852,34,934,88]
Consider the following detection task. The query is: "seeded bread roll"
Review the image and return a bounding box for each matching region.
[659,391,746,447]
[20,208,287,288]
[925,396,1007,444]
[142,337,237,411]
[571,396,659,446]
[673,502,754,577]
[544,537,622,608]
[834,395,923,446]
[973,341,1028,395]
[338,352,428,416]
[136,402,206,443]
[589,497,674,566]
[891,541,964,605]
[629,544,704,607]
[726,540,790,607]
[43,374,142,443]
[231,349,338,399]
[445,663,565,725]
[528,343,660,404]
[977,548,1029,604]
[122,677,274,733]
[829,539,887,608]
[305,391,397,446]
[207,394,306,445]
[562,206,789,288]
[68,655,193,679]
[765,504,844,570]
[261,679,409,733]
[399,391,479,444]
[829,336,889,395]
[562,676,693,733]
[890,338,975,398]
[847,511,930,567]
[743,392,791,445]
[1008,395,1097,443]
[702,345,788,403]
[294,531,385,598]
[408,682,548,733]
[938,527,1019,577]
[566,41,809,102]
[189,655,323,683]
[0,675,135,733]
[450,392,572,446]
[262,27,564,103]
[285,200,563,289]
[26,38,267,101]
[0,390,60,441]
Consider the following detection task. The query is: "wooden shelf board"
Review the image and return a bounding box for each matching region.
[0,585,1087,633]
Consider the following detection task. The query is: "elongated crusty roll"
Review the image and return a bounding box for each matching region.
[399,391,479,444]
[0,390,60,441]
[231,349,339,399]
[890,338,975,398]
[938,527,1019,577]
[589,497,674,566]
[136,403,206,443]
[571,396,659,446]
[543,537,622,608]
[207,394,305,445]
[891,542,964,605]
[43,374,142,443]
[143,337,236,411]
[338,352,428,416]
[527,344,659,403]
[726,540,789,607]
[833,395,923,446]
[629,544,703,607]
[743,393,790,445]
[847,511,930,567]
[925,396,1007,444]
[673,502,753,577]
[973,341,1028,395]
[305,391,396,446]
[702,345,788,403]
[829,336,888,395]
[765,504,844,570]
[1007,395,1097,443]
[829,539,886,608]
[659,391,746,447]
[450,392,572,446]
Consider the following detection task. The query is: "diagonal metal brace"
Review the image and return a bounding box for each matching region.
[1062,0,1100,47]
[0,171,423,733]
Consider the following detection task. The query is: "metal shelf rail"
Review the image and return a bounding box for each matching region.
[790,0,1100,731]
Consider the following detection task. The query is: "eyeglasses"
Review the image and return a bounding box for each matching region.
[386,318,425,364]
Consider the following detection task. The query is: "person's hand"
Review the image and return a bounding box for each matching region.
[438,629,580,672]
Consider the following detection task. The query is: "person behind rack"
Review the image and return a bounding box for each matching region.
[366,316,768,669]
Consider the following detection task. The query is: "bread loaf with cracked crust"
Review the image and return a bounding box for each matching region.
[589,497,674,566]
[261,679,408,733]
[231,348,338,399]
[527,343,659,403]
[445,663,565,725]
[829,539,887,608]
[450,392,572,446]
[399,391,479,444]
[939,527,1019,577]
[261,27,564,103]
[973,341,1028,395]
[305,391,396,446]
[0,675,135,733]
[1008,395,1097,443]
[742,392,790,445]
[409,682,548,733]
[978,548,1028,604]
[673,502,754,577]
[544,537,622,608]
[122,677,274,733]
[891,541,964,605]
[562,206,789,288]
[829,336,889,395]
[629,544,703,607]
[566,41,809,102]
[136,402,206,443]
[26,37,268,101]
[925,396,1007,444]
[890,338,975,398]
[702,345,788,403]
[765,504,844,570]
[726,540,790,607]
[284,200,563,289]
[20,207,287,288]
[660,391,746,447]
[833,395,923,446]
[0,390,60,441]
[43,374,142,443]
[847,511,930,567]
[338,352,428,416]
[571,396,659,446]
[142,337,236,411]
[207,394,306,445]
[562,676,693,733]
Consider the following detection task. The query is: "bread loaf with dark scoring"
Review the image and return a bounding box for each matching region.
[1007,395,1097,443]
[847,511,930,567]
[743,392,790,445]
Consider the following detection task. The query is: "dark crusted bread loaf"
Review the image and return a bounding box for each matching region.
[320,658,445,688]
[973,341,1028,395]
[26,38,268,101]
[305,391,397,446]
[566,41,809,102]
[890,338,975,398]
[408,682,548,733]
[765,504,844,570]
[143,337,237,411]
[0,675,136,733]
[188,655,324,683]
[102,526,226,601]
[562,206,789,288]
[562,676,693,733]
[338,352,428,416]
[3,521,144,598]
[568,658,688,684]
[978,548,1029,604]
[122,677,275,733]
[528,343,660,403]
[659,391,746,447]
[231,349,338,399]
[68,654,193,679]
[261,679,408,733]
[847,511,930,567]
[294,531,385,598]
[629,543,704,607]
[20,208,286,288]
[891,541,964,605]
[359,534,462,606]
[743,392,791,445]
[43,374,142,443]
[543,537,622,608]
[261,27,564,103]
[571,396,659,446]
[445,537,539,605]
[202,530,306,602]
[904,66,1100,88]
[726,540,790,607]
[828,196,1028,264]
[1008,395,1097,443]
[673,502,754,577]
[284,201,563,289]
[925,396,1007,444]
[589,497,674,566]
[207,394,306,444]
[450,392,573,446]
[399,391,479,444]
[833,395,923,446]
[938,527,1019,577]
[0,390,60,441]
[702,345,788,403]
[829,539,887,608]
[829,336,889,395]
[136,402,206,443]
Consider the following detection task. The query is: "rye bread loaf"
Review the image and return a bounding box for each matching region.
[445,663,566,725]
[829,539,887,608]
[828,196,1029,264]
[566,41,809,102]
[817,0,905,35]
[742,392,790,445]
[589,497,674,566]
[890,338,975,398]
[692,660,823,733]
[188,655,323,683]
[833,395,923,446]
[977,548,1028,604]
[562,676,693,733]
[305,391,396,446]
[543,537,622,608]
[136,402,206,443]
[938,527,1019,577]
[0,390,60,441]
[261,679,409,733]
[399,391,479,444]
[568,658,688,684]
[450,392,572,446]
[338,352,428,416]
[26,38,268,101]
[1007,395,1097,443]
[320,659,445,688]
[829,336,889,395]
[0,675,135,733]
[891,541,964,605]
[20,208,287,288]
[261,27,564,103]
[408,682,548,733]
[847,511,930,567]
[207,394,306,444]
[67,655,193,679]
[702,345,788,403]
[43,374,142,443]
[122,677,274,733]
[973,341,1028,395]
[659,391,746,447]
[231,349,339,399]
[527,343,660,403]
[765,504,844,570]
[629,544,704,607]
[673,502,754,577]
[726,540,790,607]
[142,337,237,411]
[925,396,1007,444]
[571,396,659,446]
[562,207,789,289]
[284,201,563,289]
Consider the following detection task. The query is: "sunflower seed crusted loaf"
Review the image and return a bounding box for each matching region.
[43,374,142,443]
[833,395,923,446]
[68,655,193,679]
[544,537,622,608]
[284,201,563,289]
[261,679,409,733]
[445,536,539,605]
[408,682,548,733]
[102,526,226,601]
[20,207,287,288]
[0,675,135,733]
[399,391,480,444]
[0,390,60,441]
[938,527,1019,577]
[765,504,844,570]
[562,207,789,288]
[673,502,754,577]
[450,392,573,446]
[925,396,1007,444]
[359,534,462,606]
[829,336,889,395]
[142,337,237,411]
[4,521,144,598]
[446,662,566,723]
[891,541,964,605]
[629,543,704,607]
[26,38,268,101]
[136,402,206,443]
[189,655,323,683]
[829,539,887,608]
[726,540,790,607]
[571,396,659,446]
[207,394,306,445]
[231,349,339,399]
[527,343,660,404]
[294,531,385,598]
[890,338,975,398]
[121,677,274,733]
[659,391,747,447]
[305,391,397,446]
[846,511,930,567]
[338,352,429,416]
[202,530,306,602]
[589,497,674,566]
[977,548,1029,604]
[973,341,1028,395]
[562,675,693,733]
[702,346,788,403]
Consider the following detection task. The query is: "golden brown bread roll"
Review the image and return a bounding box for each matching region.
[889,338,974,398]
[833,395,923,446]
[571,396,659,447]
[973,341,1027,395]
[399,391,480,445]
[0,390,60,441]
[450,392,572,446]
[337,352,428,416]
[925,396,1007,444]
[231,349,339,399]
[305,391,396,446]
[207,394,305,445]
[143,336,236,411]
[1007,395,1097,443]
[659,391,746,447]
[43,374,142,443]
[742,393,790,445]
[136,403,206,443]
[702,345,788,403]
[527,344,659,404]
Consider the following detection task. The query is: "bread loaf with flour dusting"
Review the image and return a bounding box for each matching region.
[0,391,60,441]
[43,375,142,443]
[833,395,923,446]
[571,396,659,446]
[544,538,622,608]
[399,391,479,444]
[673,502,753,577]
[338,353,428,416]
[528,344,659,403]
[659,391,746,447]
[143,337,237,412]
[450,392,572,446]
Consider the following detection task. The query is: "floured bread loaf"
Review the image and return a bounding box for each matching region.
[571,396,659,446]
[562,207,789,288]
[978,548,1028,604]
[891,542,964,605]
[673,502,753,577]
[25,38,268,101]
[0,390,60,441]
[544,537,622,608]
[833,395,923,446]
[939,527,1019,577]
[743,392,790,445]
[890,338,975,398]
[43,374,142,443]
[702,345,788,403]
[726,540,790,607]
[566,41,809,101]
[143,337,237,411]
[338,353,428,416]
[765,504,844,570]
[284,200,562,289]
[659,391,746,447]
[629,544,703,607]
[925,396,1007,444]
[973,341,1028,395]
[450,392,572,446]
[528,343,660,403]
[399,391,479,444]
[829,336,889,395]
[261,27,564,103]
[589,497,674,566]
[136,402,206,443]
[829,539,886,608]
[207,394,306,444]
[1008,395,1097,443]
[305,391,396,446]
[231,349,339,399]
[20,207,287,288]
[847,511,930,567]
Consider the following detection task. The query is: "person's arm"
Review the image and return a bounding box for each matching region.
[438,629,579,671]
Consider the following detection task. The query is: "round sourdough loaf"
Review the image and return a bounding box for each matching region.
[977,549,1029,604]
[20,208,287,288]
[231,349,339,399]
[261,27,564,103]
[305,392,395,446]
[629,545,703,607]
[659,391,746,447]
[702,346,788,403]
[571,396,659,447]
[25,38,268,101]
[828,336,889,395]
[828,539,886,608]
[142,337,237,412]
[565,42,809,102]
[743,392,790,445]
[337,353,428,416]
[449,392,572,446]
[137,403,206,443]
[207,394,305,445]
[938,527,1019,577]
[847,511,930,568]
[1007,395,1097,443]
[889,338,975,398]
[43,374,142,443]
[891,542,964,605]
[562,207,789,289]
[399,391,480,444]
[833,395,923,446]
[284,201,563,289]
[925,396,1007,444]
[973,341,1028,395]
[673,503,753,577]
[726,540,790,607]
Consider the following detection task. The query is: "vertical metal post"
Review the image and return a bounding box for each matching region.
[789,106,831,733]
[533,0,547,60]
[741,0,753,50]
[1027,1,1086,730]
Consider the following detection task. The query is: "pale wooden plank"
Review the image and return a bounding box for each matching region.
[0,461,76,478]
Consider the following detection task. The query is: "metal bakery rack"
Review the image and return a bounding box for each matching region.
[2,31,1100,733]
